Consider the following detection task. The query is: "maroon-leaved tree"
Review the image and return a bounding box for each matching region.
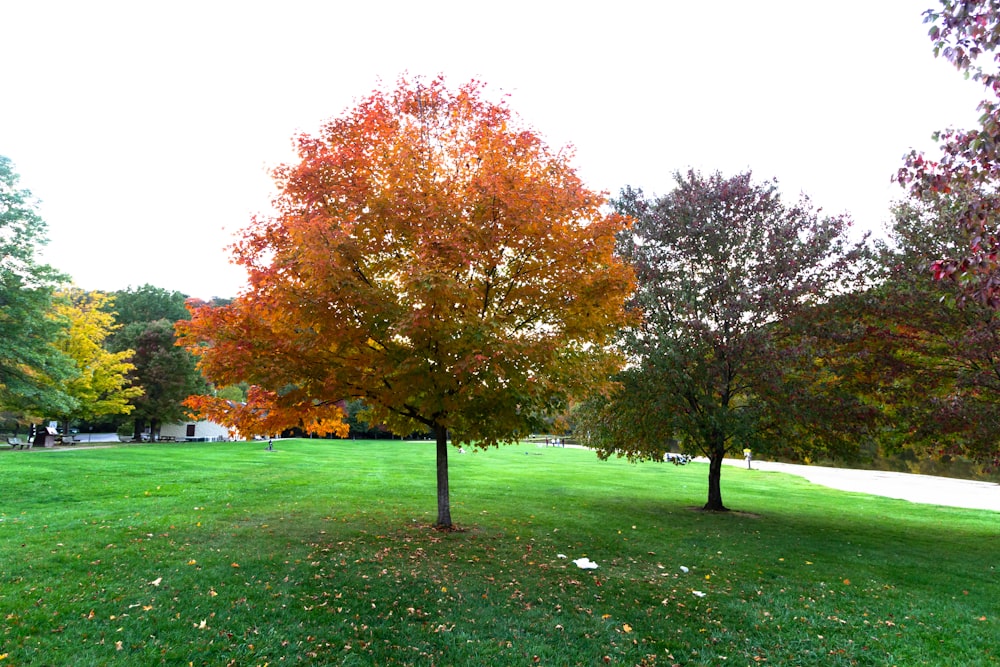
[898,1,1000,305]
[577,171,872,511]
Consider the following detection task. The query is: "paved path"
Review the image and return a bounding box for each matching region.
[714,457,1000,513]
[557,444,999,512]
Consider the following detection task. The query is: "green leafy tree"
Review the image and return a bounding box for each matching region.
[343,399,383,439]
[854,192,1000,471]
[112,319,207,440]
[104,284,213,439]
[214,384,246,403]
[108,284,190,328]
[0,155,76,417]
[579,171,871,511]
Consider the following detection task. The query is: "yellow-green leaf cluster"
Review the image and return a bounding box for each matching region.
[52,289,142,421]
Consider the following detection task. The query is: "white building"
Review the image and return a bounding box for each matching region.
[159,420,232,442]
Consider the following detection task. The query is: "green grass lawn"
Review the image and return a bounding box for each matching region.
[1,440,997,666]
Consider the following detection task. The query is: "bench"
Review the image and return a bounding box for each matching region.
[5,437,32,450]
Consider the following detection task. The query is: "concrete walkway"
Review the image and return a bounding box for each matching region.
[716,457,1000,513]
[69,432,121,443]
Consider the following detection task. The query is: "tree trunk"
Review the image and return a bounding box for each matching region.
[704,443,729,511]
[434,425,452,528]
[133,418,145,442]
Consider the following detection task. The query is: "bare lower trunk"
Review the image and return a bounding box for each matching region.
[434,425,452,528]
[132,418,145,442]
[704,444,729,512]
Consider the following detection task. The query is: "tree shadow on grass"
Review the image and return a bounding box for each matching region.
[686,506,763,519]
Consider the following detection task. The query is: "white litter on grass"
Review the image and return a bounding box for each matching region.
[573,557,599,570]
[557,554,567,559]
[679,566,689,573]
[692,590,706,598]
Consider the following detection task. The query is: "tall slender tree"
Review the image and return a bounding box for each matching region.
[0,155,75,417]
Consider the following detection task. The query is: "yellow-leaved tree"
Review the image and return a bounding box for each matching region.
[50,289,142,434]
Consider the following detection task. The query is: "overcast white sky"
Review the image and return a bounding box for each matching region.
[0,1,987,299]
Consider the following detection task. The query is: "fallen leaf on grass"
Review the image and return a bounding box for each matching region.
[692,590,706,598]
[149,577,162,587]
[622,623,633,633]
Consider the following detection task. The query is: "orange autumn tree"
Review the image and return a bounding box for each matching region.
[177,77,634,528]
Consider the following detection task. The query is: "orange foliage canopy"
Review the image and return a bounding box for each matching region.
[183,387,349,441]
[177,76,633,447]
